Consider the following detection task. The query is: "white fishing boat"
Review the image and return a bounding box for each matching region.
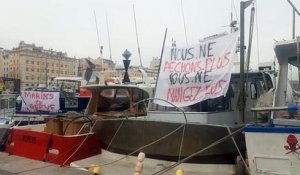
[79,24,279,164]
[245,38,300,174]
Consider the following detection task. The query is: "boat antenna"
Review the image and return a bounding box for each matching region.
[255,1,260,66]
[231,0,239,25]
[180,0,188,45]
[132,4,143,68]
[93,10,103,57]
[106,13,113,61]
[226,0,239,33]
[287,0,300,39]
[246,5,255,75]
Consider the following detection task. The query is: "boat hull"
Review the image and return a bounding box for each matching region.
[0,126,10,151]
[5,127,101,165]
[245,126,300,175]
[93,119,245,164]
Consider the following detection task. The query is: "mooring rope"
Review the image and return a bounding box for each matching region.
[226,126,250,174]
[152,126,246,175]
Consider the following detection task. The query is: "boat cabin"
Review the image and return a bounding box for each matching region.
[82,84,150,118]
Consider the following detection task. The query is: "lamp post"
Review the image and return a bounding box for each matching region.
[122,49,131,84]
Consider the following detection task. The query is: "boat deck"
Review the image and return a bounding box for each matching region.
[71,150,237,175]
[0,152,90,175]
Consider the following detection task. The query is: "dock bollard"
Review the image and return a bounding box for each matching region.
[133,152,145,175]
[176,169,184,175]
[88,165,102,175]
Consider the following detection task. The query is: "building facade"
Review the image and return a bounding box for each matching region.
[4,41,78,90]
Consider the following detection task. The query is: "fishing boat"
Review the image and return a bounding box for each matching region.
[3,77,101,165]
[79,28,277,163]
[245,38,300,174]
[83,67,274,164]
[5,113,102,165]
[0,93,16,150]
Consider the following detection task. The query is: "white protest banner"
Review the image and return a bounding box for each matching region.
[21,91,60,112]
[154,31,239,107]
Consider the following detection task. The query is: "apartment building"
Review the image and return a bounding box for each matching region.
[4,41,78,90]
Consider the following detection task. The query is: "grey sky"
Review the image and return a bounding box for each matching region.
[0,0,299,67]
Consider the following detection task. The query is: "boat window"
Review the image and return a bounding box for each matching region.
[98,88,130,112]
[132,88,149,103]
[0,99,8,109]
[9,98,15,108]
[250,83,258,99]
[0,118,10,125]
[100,89,114,98]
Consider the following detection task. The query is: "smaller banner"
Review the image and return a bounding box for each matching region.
[21,91,60,112]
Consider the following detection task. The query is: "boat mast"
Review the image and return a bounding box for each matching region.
[106,14,113,61]
[240,0,253,122]
[180,0,188,45]
[93,10,103,58]
[132,4,143,68]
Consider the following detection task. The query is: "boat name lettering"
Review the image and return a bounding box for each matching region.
[22,135,36,144]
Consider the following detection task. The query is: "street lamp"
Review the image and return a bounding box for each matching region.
[122,49,131,84]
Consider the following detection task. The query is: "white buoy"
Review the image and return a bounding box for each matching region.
[134,162,143,173]
[133,152,146,175]
[137,152,145,162]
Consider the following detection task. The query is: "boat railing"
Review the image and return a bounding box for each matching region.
[76,122,92,135]
[12,114,48,126]
[0,111,15,116]
[250,105,300,125]
[133,97,188,124]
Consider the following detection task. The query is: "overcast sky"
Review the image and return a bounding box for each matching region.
[0,0,299,68]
